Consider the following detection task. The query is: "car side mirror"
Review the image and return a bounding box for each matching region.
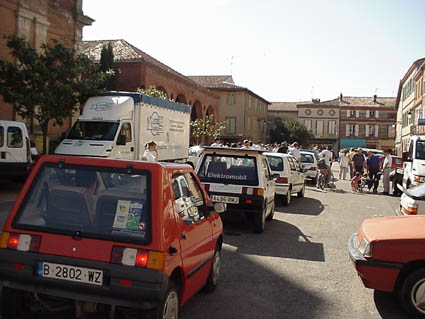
[116,134,127,145]
[272,173,280,180]
[402,151,411,162]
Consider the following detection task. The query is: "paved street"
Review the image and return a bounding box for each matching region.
[0,167,409,318]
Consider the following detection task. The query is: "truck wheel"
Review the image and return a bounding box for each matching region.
[252,207,266,233]
[400,268,425,318]
[266,202,274,221]
[204,248,221,292]
[1,287,32,318]
[147,282,179,319]
[297,184,305,198]
[282,190,291,206]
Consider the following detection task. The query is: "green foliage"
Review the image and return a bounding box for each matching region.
[269,118,314,146]
[137,85,170,101]
[99,42,118,90]
[0,35,115,153]
[190,115,225,144]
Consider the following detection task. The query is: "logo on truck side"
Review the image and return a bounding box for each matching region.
[90,102,113,111]
[147,112,164,136]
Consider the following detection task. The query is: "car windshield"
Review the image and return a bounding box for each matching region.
[416,141,425,160]
[67,121,119,141]
[13,163,151,244]
[197,154,258,186]
[301,153,314,163]
[266,155,284,171]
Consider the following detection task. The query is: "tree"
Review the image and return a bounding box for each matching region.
[99,42,118,91]
[269,118,314,146]
[190,115,225,145]
[0,36,114,153]
[137,85,170,101]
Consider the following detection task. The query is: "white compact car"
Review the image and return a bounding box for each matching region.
[187,145,204,167]
[264,152,305,206]
[300,151,318,182]
[196,147,276,233]
[396,183,425,216]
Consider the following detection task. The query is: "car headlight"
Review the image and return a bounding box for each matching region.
[358,238,373,257]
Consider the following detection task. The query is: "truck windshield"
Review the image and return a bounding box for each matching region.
[67,121,119,141]
[13,163,151,244]
[197,154,258,186]
[416,141,425,160]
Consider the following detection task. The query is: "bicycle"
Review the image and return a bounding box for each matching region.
[317,168,331,190]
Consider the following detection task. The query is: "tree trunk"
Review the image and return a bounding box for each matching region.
[40,122,49,155]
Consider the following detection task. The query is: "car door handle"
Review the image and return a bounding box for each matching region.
[130,147,134,152]
[181,232,187,240]
[169,246,178,256]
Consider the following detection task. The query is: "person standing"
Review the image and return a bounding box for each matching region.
[320,146,334,182]
[142,141,158,162]
[366,151,380,193]
[210,137,222,147]
[348,148,355,178]
[288,142,301,163]
[338,149,349,180]
[352,148,365,174]
[382,149,392,195]
[277,141,289,154]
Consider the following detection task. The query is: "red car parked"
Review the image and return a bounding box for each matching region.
[0,155,224,318]
[349,216,425,318]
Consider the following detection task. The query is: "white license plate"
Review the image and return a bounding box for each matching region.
[38,262,103,286]
[211,195,239,204]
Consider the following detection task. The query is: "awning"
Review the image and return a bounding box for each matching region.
[340,138,366,148]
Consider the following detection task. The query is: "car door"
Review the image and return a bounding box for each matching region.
[172,173,214,303]
[287,157,297,193]
[293,159,304,191]
[261,157,275,210]
[113,122,134,160]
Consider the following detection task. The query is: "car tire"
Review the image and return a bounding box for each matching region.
[252,206,266,233]
[297,184,305,198]
[1,287,32,319]
[400,268,425,318]
[266,201,274,221]
[204,248,221,292]
[282,189,291,206]
[311,177,316,185]
[147,282,179,319]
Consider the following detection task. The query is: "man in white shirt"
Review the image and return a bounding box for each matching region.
[210,137,223,147]
[319,145,334,184]
[142,141,158,162]
[288,142,301,163]
[382,149,392,195]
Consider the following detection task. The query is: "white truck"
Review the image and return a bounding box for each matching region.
[402,135,425,189]
[55,92,190,161]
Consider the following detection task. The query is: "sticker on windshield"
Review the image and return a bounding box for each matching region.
[113,200,131,229]
[113,200,145,231]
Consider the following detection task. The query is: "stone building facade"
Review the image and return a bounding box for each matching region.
[0,0,93,135]
[82,40,220,131]
[188,75,269,143]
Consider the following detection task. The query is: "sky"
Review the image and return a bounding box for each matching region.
[82,0,425,103]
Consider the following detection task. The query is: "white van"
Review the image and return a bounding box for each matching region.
[0,120,32,178]
[402,135,425,188]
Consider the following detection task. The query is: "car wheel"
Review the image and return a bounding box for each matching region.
[148,282,179,319]
[297,184,305,198]
[266,201,274,221]
[252,205,266,233]
[400,268,425,318]
[311,177,317,185]
[282,189,291,206]
[204,248,221,292]
[1,287,32,319]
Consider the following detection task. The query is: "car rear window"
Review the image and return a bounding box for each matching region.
[13,163,151,244]
[7,126,23,148]
[266,155,284,171]
[301,153,314,163]
[197,154,258,186]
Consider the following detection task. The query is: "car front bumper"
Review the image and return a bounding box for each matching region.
[0,250,169,309]
[348,233,402,292]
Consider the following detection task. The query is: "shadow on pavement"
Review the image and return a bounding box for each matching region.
[180,244,328,319]
[373,290,408,318]
[222,218,325,262]
[276,197,324,216]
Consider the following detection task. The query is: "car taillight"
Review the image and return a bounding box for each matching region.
[0,232,41,252]
[277,177,288,183]
[242,187,264,196]
[406,205,418,215]
[110,246,164,270]
[311,167,316,171]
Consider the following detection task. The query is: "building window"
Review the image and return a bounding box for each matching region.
[253,118,256,130]
[328,120,336,135]
[304,120,312,130]
[227,93,235,105]
[225,117,236,135]
[402,77,416,102]
[247,116,251,130]
[316,120,324,136]
[388,125,395,138]
[346,124,356,136]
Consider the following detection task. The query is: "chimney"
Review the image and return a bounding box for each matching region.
[339,93,343,102]
[373,94,377,102]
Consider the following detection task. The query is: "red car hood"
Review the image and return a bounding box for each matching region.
[360,216,425,241]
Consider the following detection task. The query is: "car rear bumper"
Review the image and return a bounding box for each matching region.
[348,233,401,292]
[208,191,264,213]
[275,184,289,195]
[0,250,169,309]
[0,162,31,178]
[395,208,405,216]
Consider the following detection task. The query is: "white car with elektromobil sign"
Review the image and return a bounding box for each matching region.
[264,152,306,206]
[195,147,276,233]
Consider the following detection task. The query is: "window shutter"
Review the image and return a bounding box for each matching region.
[376,111,379,118]
[355,110,360,118]
[346,110,350,118]
[355,124,359,136]
[366,111,370,118]
[346,124,350,136]
[375,124,379,137]
[365,124,369,137]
